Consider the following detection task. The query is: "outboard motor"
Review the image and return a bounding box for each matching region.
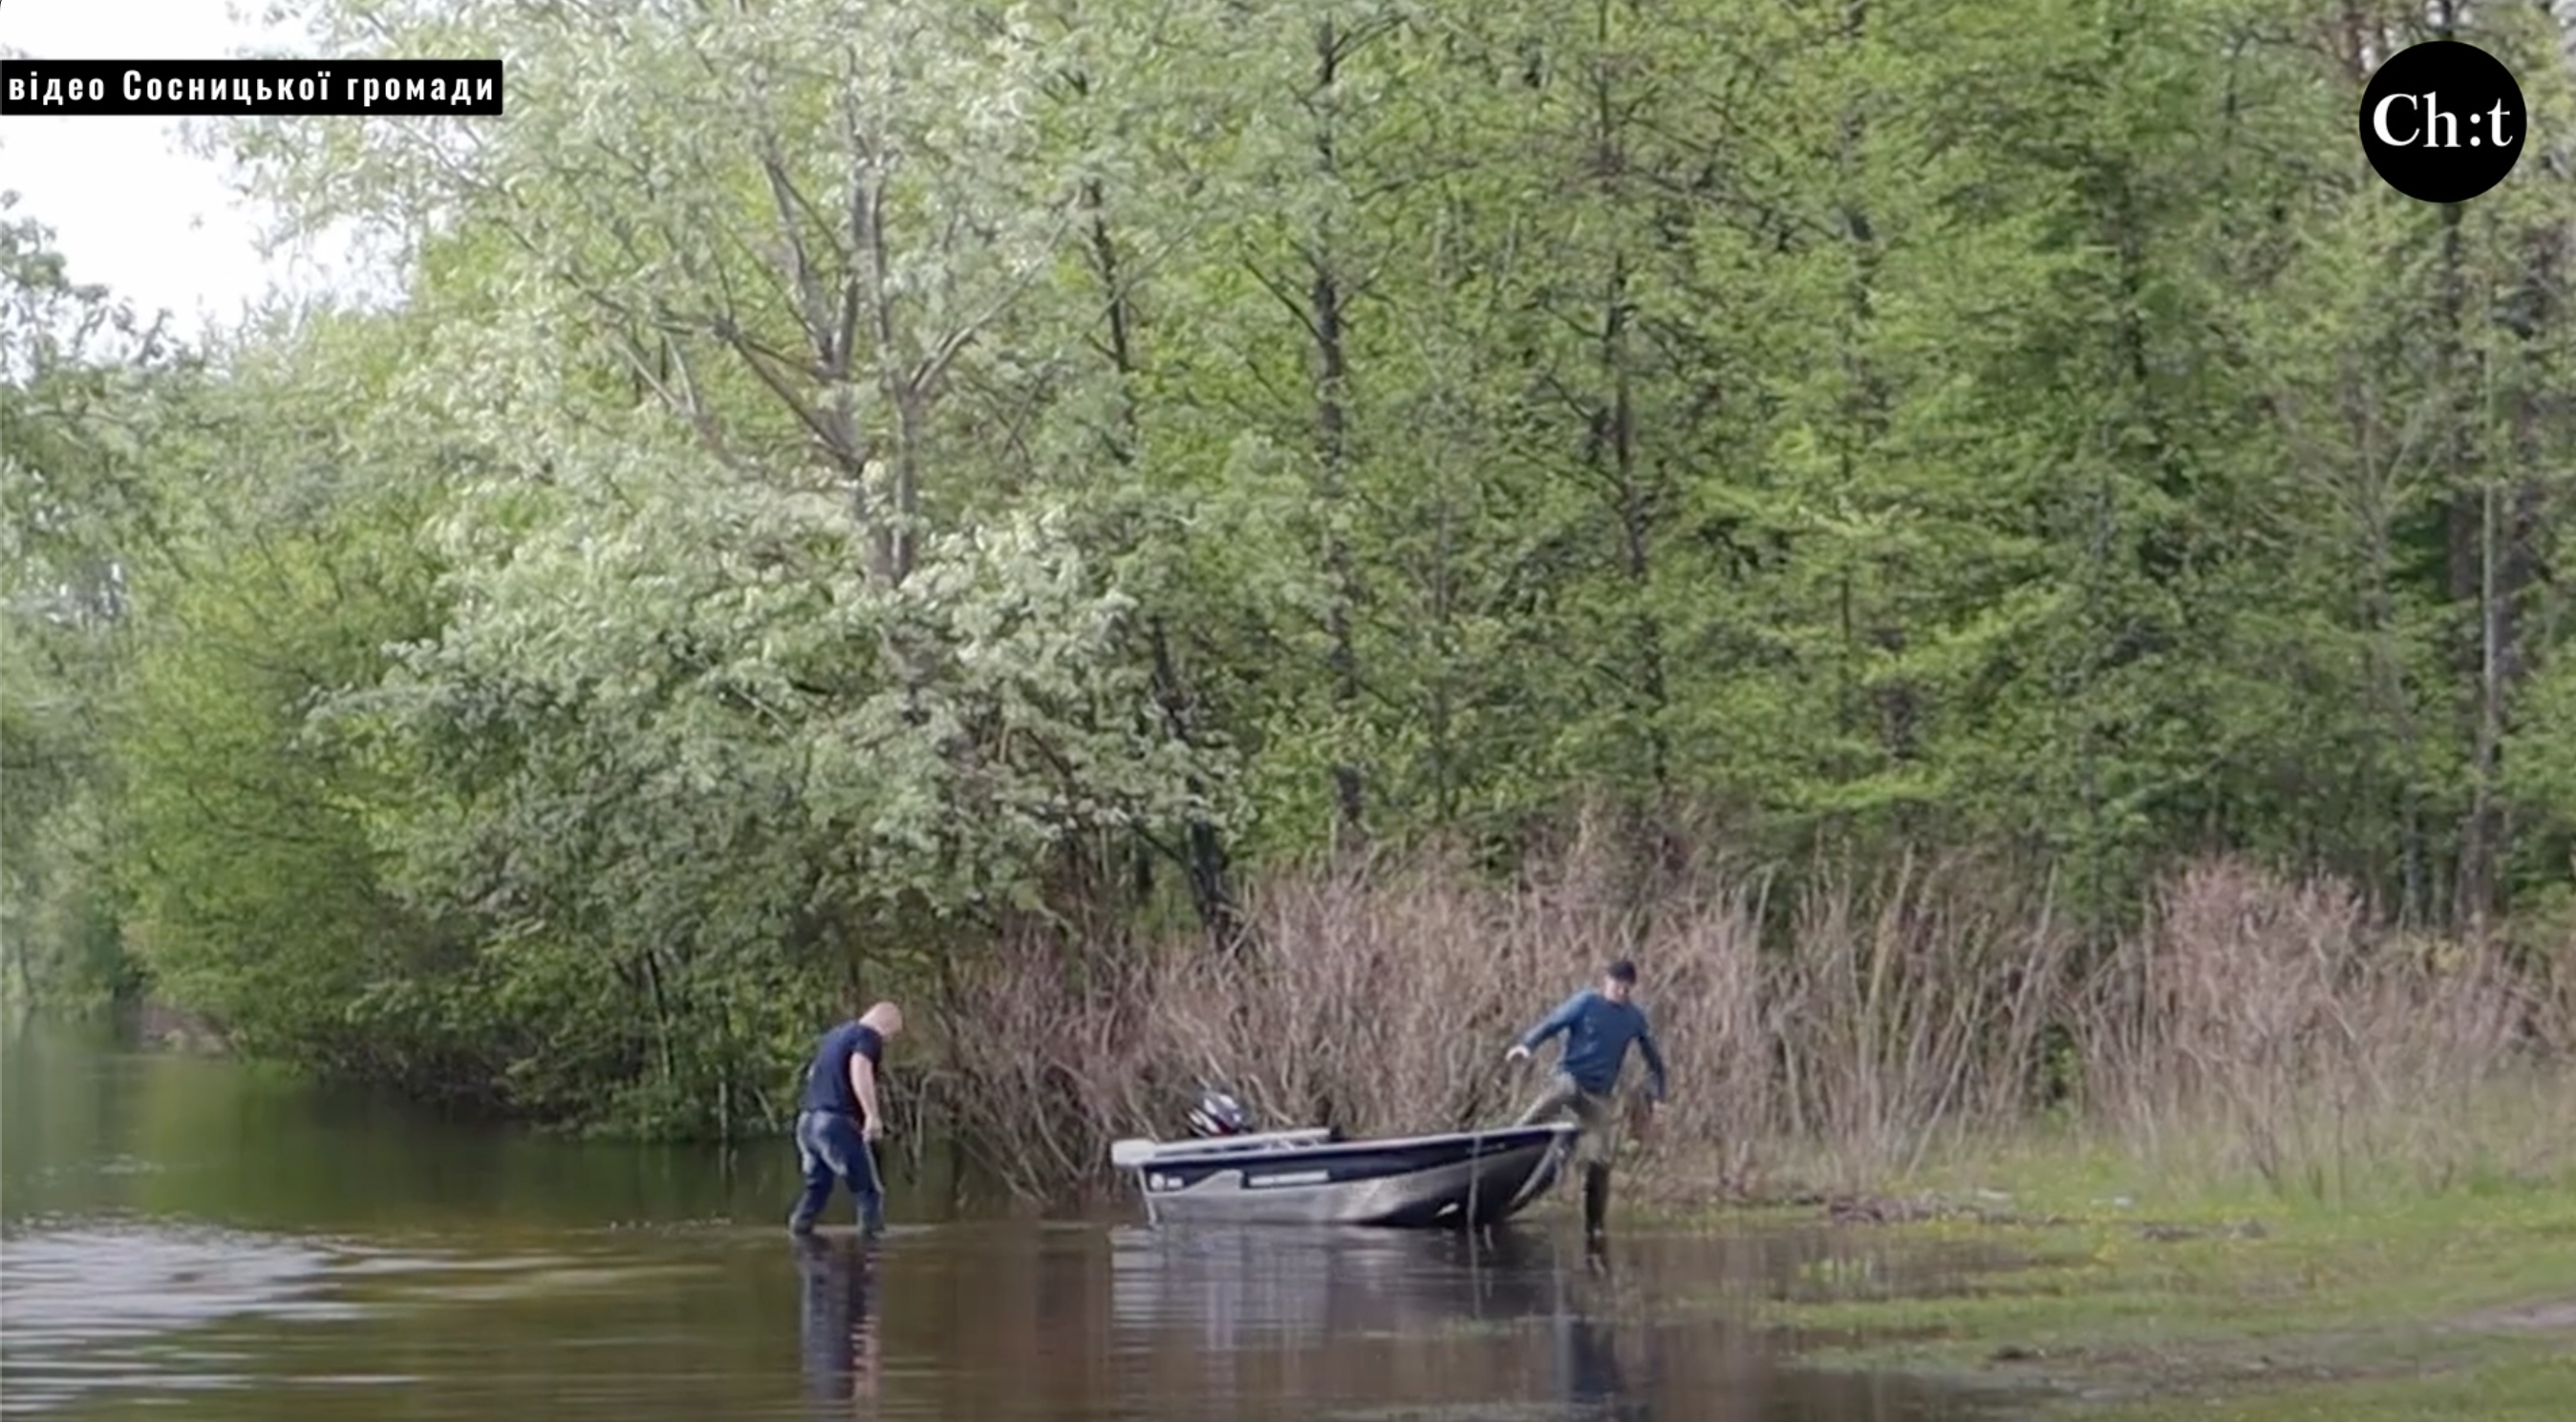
[1186,1088,1253,1138]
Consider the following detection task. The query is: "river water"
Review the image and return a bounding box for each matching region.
[2,1023,2000,1420]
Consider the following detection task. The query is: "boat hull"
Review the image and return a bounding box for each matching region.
[1119,1123,1577,1229]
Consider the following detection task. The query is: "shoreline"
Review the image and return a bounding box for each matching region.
[1614,1144,2576,1422]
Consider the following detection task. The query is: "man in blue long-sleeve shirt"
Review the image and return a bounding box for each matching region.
[1505,959,1668,1238]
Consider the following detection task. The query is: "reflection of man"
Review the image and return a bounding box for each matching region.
[1559,1314,1650,1417]
[795,1234,882,1414]
[1554,1251,1651,1422]
[1564,1315,1623,1408]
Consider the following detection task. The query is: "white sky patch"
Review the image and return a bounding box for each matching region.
[0,0,377,339]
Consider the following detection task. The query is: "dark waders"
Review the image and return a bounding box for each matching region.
[1514,1071,1631,1238]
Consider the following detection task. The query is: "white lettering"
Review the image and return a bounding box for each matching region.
[2372,93,2416,146]
[2420,93,2459,148]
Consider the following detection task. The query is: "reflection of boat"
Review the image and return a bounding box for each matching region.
[1110,1093,1577,1229]
[1107,1223,1656,1415]
[1107,1221,1572,1345]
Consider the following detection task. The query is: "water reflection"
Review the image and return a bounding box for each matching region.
[0,1212,1986,1421]
[1564,1240,1647,1419]
[0,1021,966,1237]
[1096,1224,1962,1421]
[1109,1222,1589,1343]
[1,1022,1992,1422]
[0,1222,367,1416]
[794,1235,882,1415]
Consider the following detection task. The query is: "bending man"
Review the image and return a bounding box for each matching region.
[1506,959,1668,1239]
[788,999,904,1237]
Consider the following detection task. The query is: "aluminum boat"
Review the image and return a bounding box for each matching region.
[1108,1093,1578,1229]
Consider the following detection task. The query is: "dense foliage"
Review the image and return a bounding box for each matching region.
[6,0,2573,1147]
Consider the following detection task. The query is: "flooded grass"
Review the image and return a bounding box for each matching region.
[1695,1136,2576,1422]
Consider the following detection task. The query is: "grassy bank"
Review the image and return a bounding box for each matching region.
[1697,1118,2576,1421]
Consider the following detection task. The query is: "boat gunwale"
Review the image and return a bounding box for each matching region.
[1118,1121,1575,1172]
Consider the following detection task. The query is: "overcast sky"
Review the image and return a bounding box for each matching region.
[1,0,365,337]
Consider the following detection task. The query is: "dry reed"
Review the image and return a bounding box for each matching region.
[933,828,2576,1205]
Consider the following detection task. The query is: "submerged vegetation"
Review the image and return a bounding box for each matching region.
[6,0,2576,1208]
[1731,1142,2576,1419]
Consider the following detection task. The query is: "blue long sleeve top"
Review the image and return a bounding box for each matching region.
[1517,989,1668,1100]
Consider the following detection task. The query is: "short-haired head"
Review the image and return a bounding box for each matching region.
[1601,959,1637,1001]
[859,1001,904,1037]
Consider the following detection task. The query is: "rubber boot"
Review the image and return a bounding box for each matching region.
[1581,1164,1612,1239]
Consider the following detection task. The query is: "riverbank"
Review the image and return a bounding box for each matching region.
[1668,1129,2576,1422]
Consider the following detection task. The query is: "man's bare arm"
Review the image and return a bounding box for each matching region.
[848,1053,884,1134]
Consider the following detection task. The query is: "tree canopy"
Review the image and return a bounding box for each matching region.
[5,0,2572,1143]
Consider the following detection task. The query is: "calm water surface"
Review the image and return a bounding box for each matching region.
[2,1023,1998,1420]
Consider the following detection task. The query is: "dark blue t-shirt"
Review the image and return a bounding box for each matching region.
[800,1021,886,1115]
[1517,989,1669,1099]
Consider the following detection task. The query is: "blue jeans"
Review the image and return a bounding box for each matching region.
[787,1110,885,1234]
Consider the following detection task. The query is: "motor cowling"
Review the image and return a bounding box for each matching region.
[1186,1088,1253,1138]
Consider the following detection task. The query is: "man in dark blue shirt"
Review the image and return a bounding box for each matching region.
[787,1000,904,1237]
[1506,959,1669,1239]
